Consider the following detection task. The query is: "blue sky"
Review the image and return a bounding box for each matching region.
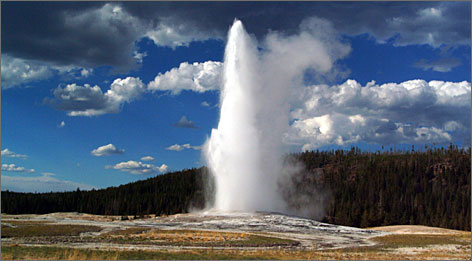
[1,2,470,192]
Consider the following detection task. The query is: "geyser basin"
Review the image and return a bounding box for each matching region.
[144,211,390,250]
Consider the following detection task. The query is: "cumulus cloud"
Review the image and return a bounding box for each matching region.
[133,51,147,64]
[148,61,222,94]
[287,79,471,150]
[383,4,470,47]
[58,121,66,128]
[80,68,93,77]
[3,2,468,87]
[91,144,125,156]
[48,77,145,116]
[145,19,215,48]
[3,3,144,71]
[1,55,54,89]
[174,116,199,129]
[1,149,28,159]
[106,160,168,175]
[2,3,148,88]
[2,173,96,193]
[201,101,211,107]
[2,164,35,173]
[414,57,462,72]
[1,54,105,90]
[140,156,155,161]
[124,2,469,48]
[166,144,201,151]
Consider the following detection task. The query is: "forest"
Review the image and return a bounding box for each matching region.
[2,145,470,231]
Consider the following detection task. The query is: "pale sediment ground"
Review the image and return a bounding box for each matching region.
[3,211,470,260]
[2,211,387,251]
[393,244,469,256]
[368,224,471,259]
[369,224,469,235]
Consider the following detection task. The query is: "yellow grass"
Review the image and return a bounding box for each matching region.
[3,231,471,261]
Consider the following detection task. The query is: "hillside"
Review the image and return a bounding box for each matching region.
[2,145,470,231]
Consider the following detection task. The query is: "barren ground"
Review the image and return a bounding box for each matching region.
[2,211,470,260]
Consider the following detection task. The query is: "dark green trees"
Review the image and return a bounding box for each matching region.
[2,146,470,231]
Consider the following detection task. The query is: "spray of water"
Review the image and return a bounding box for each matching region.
[203,19,350,214]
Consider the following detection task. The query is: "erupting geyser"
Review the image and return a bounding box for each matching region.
[204,18,349,214]
[204,20,286,212]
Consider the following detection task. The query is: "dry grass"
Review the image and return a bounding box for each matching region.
[1,223,102,238]
[2,219,469,260]
[1,245,272,260]
[102,227,151,236]
[100,228,297,247]
[146,229,250,243]
[2,220,50,225]
[372,233,470,247]
[2,237,471,261]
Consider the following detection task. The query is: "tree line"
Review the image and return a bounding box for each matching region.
[287,144,470,231]
[2,145,470,231]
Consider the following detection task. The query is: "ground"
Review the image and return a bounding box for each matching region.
[1,211,470,260]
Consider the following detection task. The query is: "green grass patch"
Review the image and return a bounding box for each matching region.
[1,224,102,238]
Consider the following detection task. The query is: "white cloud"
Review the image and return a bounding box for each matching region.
[144,19,215,48]
[287,79,471,150]
[2,174,96,193]
[49,77,145,116]
[201,101,210,107]
[80,68,93,77]
[91,144,125,156]
[148,61,222,94]
[3,2,467,91]
[140,156,155,161]
[133,51,147,63]
[414,57,461,72]
[166,144,185,151]
[106,160,168,175]
[384,4,468,48]
[1,149,27,159]
[58,121,66,128]
[1,54,98,89]
[166,143,201,151]
[444,121,462,132]
[1,55,54,89]
[174,116,199,128]
[62,3,145,71]
[2,163,35,173]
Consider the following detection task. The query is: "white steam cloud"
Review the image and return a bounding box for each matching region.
[204,19,349,214]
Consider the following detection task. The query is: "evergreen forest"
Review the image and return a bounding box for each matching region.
[2,145,470,231]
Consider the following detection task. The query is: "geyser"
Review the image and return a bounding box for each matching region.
[204,18,350,214]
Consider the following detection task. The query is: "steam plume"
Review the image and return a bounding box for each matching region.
[204,19,350,214]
